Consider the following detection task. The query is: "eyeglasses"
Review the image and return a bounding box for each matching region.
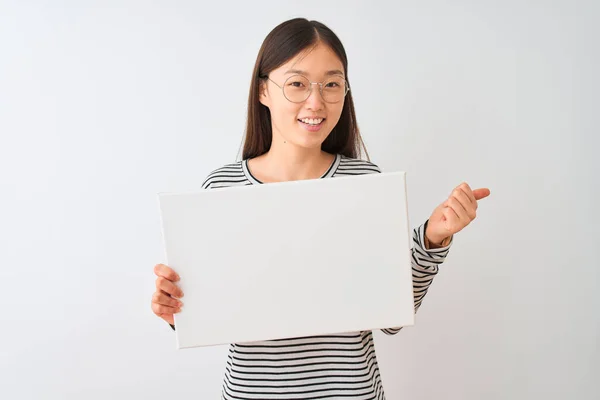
[266,74,350,104]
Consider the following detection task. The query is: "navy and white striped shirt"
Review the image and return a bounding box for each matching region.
[190,154,452,399]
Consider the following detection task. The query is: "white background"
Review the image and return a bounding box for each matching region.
[1,1,598,399]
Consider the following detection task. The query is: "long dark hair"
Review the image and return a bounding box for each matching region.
[241,18,369,161]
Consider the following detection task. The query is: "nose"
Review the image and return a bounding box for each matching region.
[304,83,324,110]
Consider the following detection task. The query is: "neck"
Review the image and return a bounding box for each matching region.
[251,137,334,183]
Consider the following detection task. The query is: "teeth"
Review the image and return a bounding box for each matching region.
[300,118,323,125]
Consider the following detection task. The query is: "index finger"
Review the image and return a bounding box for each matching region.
[154,264,180,282]
[458,182,477,205]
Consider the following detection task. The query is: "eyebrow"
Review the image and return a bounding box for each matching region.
[285,69,345,77]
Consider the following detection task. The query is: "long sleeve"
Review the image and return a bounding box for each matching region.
[381,219,452,335]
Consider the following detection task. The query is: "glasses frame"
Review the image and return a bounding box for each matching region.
[266,74,350,104]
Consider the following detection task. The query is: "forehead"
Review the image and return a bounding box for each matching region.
[274,43,345,78]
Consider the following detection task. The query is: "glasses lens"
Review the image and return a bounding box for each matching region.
[283,75,311,102]
[321,76,347,103]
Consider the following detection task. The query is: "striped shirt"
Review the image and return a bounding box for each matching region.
[186,154,452,399]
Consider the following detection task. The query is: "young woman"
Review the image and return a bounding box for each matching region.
[151,18,490,400]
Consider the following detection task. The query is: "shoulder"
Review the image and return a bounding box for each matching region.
[201,161,249,189]
[334,155,382,176]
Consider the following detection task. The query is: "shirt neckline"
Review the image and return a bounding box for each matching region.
[242,153,341,185]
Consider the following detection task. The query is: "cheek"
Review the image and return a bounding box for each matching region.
[327,103,345,125]
[289,103,303,120]
[272,101,302,123]
[284,104,304,126]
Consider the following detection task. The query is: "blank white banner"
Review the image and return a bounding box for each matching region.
[158,171,414,349]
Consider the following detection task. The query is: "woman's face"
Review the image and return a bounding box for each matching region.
[260,43,346,151]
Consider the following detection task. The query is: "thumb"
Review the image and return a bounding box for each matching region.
[473,188,491,201]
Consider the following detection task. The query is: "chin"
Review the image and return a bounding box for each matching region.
[287,139,324,151]
[292,125,332,147]
[290,133,330,150]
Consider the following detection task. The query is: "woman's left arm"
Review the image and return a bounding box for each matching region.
[381,182,490,335]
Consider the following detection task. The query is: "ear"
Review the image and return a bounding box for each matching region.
[258,79,270,107]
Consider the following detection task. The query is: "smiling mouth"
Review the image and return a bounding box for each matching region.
[298,117,325,126]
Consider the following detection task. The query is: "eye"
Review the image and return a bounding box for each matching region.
[288,81,305,88]
[325,82,340,88]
